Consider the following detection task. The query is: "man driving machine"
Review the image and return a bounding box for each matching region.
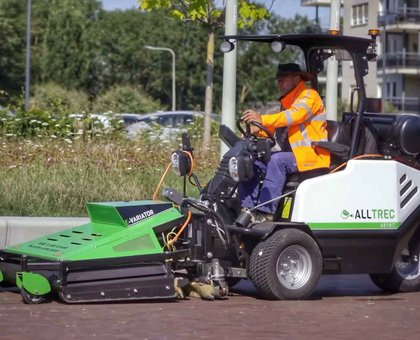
[241,63,330,222]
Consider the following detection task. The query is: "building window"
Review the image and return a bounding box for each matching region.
[386,82,397,98]
[351,3,368,26]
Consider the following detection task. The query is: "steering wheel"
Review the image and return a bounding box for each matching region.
[236,118,276,147]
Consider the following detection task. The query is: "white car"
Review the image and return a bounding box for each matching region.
[125,111,218,140]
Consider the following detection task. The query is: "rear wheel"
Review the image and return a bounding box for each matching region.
[370,248,420,292]
[249,229,322,300]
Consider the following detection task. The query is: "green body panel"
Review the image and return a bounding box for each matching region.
[308,222,402,230]
[0,270,3,282]
[6,201,183,261]
[16,272,51,295]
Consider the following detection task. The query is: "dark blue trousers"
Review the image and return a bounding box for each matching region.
[239,152,298,214]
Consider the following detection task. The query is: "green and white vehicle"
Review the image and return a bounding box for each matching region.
[1,31,420,303]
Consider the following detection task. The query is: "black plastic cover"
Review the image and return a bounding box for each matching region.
[392,115,420,156]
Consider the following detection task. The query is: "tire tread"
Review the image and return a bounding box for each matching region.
[249,229,322,300]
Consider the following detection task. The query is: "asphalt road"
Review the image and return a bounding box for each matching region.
[1,274,419,340]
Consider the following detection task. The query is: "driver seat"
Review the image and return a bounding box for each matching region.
[284,120,350,189]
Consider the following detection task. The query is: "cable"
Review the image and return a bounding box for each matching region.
[153,150,195,201]
[184,150,194,176]
[208,209,231,248]
[331,153,384,173]
[153,162,172,201]
[166,210,192,250]
[164,230,178,251]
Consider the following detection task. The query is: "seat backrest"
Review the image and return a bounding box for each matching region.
[326,120,350,145]
[338,115,379,156]
[355,119,379,156]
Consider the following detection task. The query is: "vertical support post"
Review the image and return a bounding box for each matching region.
[325,0,341,121]
[220,0,238,156]
[170,49,176,111]
[144,46,176,111]
[381,30,387,112]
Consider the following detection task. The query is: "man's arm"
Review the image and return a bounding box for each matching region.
[262,90,322,129]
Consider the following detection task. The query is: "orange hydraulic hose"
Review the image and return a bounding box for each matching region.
[167,210,192,247]
[330,153,384,173]
[184,150,194,176]
[153,162,172,200]
[153,151,195,201]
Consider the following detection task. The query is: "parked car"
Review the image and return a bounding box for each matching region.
[120,113,145,126]
[69,112,145,129]
[69,113,116,128]
[125,110,219,139]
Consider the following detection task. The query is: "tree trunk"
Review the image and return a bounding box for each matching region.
[202,29,214,152]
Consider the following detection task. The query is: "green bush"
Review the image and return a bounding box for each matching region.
[92,85,164,114]
[0,106,76,138]
[0,107,125,139]
[31,82,91,116]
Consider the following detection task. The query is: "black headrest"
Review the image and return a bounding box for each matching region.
[392,115,420,156]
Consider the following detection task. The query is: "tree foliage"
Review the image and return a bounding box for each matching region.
[39,0,101,90]
[0,1,29,95]
[0,0,320,117]
[140,0,267,28]
[237,14,317,110]
[139,0,270,149]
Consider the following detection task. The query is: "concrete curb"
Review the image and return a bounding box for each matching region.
[0,217,90,248]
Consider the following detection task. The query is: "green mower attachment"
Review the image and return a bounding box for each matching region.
[0,200,189,303]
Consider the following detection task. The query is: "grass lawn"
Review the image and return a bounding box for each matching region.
[0,136,220,216]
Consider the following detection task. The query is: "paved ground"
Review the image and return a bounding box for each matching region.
[1,274,419,340]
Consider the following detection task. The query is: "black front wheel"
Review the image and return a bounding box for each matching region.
[249,229,322,300]
[370,248,420,292]
[20,288,47,304]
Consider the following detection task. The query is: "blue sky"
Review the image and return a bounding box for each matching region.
[101,0,330,27]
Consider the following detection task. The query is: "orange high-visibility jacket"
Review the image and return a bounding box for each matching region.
[261,81,330,172]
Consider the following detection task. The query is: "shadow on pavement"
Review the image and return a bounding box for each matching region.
[230,274,400,300]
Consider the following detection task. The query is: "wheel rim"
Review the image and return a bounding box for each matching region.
[276,245,312,290]
[395,248,420,280]
[21,289,45,304]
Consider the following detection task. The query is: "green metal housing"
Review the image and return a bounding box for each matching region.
[5,200,183,261]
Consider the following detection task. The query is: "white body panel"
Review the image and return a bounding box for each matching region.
[291,160,420,229]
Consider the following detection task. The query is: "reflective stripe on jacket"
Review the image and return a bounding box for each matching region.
[261,81,330,172]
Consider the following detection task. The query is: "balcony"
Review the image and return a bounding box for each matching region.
[378,7,420,28]
[384,96,420,113]
[378,52,420,71]
[301,0,341,6]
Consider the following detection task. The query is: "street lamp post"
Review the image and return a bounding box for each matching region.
[220,0,238,157]
[145,45,176,111]
[25,0,32,112]
[325,0,341,121]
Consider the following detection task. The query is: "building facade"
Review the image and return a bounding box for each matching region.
[303,0,420,114]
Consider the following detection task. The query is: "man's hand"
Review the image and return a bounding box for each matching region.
[242,109,262,124]
[242,110,262,135]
